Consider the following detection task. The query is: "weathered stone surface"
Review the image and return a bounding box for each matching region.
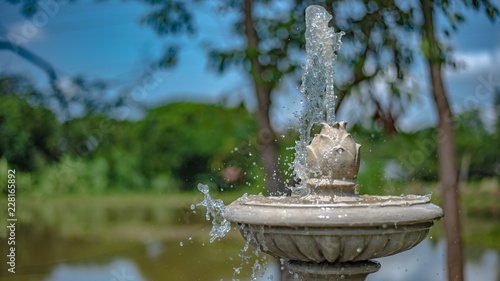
[235,221,431,263]
[224,194,443,228]
[306,122,361,195]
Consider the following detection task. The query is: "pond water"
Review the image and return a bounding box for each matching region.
[0,196,498,281]
[5,237,497,281]
[1,226,498,281]
[371,238,499,281]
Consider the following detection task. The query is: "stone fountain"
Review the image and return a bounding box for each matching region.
[222,5,443,281]
[225,121,442,280]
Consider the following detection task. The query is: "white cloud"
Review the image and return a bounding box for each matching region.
[446,48,500,79]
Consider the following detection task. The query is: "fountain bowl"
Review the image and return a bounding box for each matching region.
[224,194,443,263]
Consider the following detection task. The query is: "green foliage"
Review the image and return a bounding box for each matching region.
[0,94,60,171]
[1,76,498,196]
[1,85,262,194]
[347,115,499,195]
[33,155,110,195]
[455,110,500,179]
[61,115,120,157]
[132,102,257,190]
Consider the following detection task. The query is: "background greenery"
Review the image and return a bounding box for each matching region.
[1,76,498,197]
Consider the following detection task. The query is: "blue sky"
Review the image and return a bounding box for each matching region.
[0,0,499,131]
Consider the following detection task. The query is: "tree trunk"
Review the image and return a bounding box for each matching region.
[243,0,285,196]
[420,1,464,280]
[243,1,288,280]
[256,86,286,195]
[429,63,464,281]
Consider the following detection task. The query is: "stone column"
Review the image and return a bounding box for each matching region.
[287,260,380,281]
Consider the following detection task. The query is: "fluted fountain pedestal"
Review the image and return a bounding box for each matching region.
[288,260,380,281]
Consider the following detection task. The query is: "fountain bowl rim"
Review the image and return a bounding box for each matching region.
[224,194,443,227]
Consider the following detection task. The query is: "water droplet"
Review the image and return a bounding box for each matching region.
[233,267,242,275]
[356,247,362,253]
[190,204,195,210]
[179,242,183,246]
[197,183,209,194]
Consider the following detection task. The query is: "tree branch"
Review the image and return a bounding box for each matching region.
[0,40,69,118]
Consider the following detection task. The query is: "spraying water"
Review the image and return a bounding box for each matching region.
[197,5,345,233]
[196,183,231,243]
[293,5,344,186]
[196,184,270,279]
[195,5,344,279]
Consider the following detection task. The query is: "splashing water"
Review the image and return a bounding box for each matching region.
[196,185,271,279]
[196,183,231,243]
[293,5,345,187]
[196,6,344,279]
[196,184,269,279]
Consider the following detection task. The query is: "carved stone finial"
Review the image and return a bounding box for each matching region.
[305,121,361,195]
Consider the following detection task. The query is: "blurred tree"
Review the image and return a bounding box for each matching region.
[0,73,262,192]
[61,114,119,158]
[455,110,499,180]
[134,0,497,195]
[418,1,497,279]
[0,76,61,170]
[136,0,424,193]
[0,41,131,120]
[0,40,69,118]
[62,102,259,191]
[105,0,299,194]
[135,102,257,190]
